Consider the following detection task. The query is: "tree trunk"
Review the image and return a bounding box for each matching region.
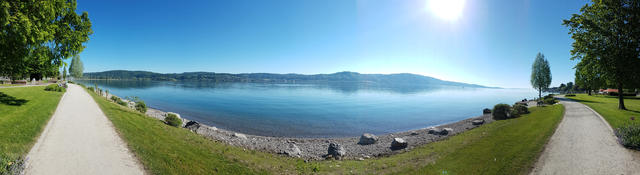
[618,83,626,110]
[538,87,542,100]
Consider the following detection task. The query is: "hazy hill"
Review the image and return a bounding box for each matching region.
[82,70,491,88]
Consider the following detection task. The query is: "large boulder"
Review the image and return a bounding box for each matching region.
[184,121,200,132]
[327,143,345,159]
[472,119,485,125]
[391,138,408,149]
[441,128,453,135]
[358,133,378,145]
[428,127,442,135]
[232,133,247,139]
[283,143,302,158]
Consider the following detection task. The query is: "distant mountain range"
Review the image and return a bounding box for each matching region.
[82,70,493,88]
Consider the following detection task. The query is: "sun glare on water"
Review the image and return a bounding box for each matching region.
[428,0,465,21]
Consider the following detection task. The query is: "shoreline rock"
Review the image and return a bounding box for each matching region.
[142,107,494,160]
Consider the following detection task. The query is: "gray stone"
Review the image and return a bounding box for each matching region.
[184,121,200,132]
[233,133,247,139]
[428,127,443,135]
[391,138,408,149]
[283,144,302,158]
[327,143,345,159]
[442,128,453,135]
[472,119,485,125]
[358,133,378,145]
[483,108,492,114]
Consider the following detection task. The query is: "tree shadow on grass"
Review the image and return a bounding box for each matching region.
[0,92,28,106]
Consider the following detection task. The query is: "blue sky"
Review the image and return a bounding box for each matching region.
[75,0,588,88]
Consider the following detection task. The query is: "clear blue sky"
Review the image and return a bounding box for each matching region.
[75,0,588,88]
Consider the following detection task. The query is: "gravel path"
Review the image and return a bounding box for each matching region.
[24,84,144,175]
[530,98,640,175]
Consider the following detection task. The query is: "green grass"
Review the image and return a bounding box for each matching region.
[567,94,640,129]
[0,84,21,87]
[0,86,64,173]
[86,83,565,175]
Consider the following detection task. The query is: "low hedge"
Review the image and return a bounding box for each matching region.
[44,84,66,92]
[615,123,640,150]
[165,113,182,127]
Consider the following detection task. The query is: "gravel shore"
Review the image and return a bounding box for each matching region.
[146,108,495,160]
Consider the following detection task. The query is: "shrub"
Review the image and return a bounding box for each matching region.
[492,103,511,120]
[513,104,529,115]
[565,94,576,97]
[87,87,94,92]
[544,98,556,105]
[165,113,182,127]
[544,94,554,99]
[44,84,66,92]
[135,100,147,113]
[615,123,640,150]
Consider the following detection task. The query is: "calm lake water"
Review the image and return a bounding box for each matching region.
[77,80,540,138]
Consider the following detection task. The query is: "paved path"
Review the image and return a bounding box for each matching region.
[531,98,640,175]
[24,84,144,175]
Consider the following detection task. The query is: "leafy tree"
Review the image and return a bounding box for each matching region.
[559,83,566,92]
[566,82,574,93]
[0,0,93,81]
[531,52,552,100]
[69,55,84,78]
[574,56,604,95]
[564,0,640,110]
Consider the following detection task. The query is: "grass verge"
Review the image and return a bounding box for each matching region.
[567,94,640,129]
[86,81,565,174]
[0,86,64,173]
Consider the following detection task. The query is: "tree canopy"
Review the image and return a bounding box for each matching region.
[69,55,84,78]
[530,52,552,100]
[0,0,92,81]
[563,0,640,109]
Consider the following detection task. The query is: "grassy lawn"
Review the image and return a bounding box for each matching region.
[0,84,21,87]
[567,94,640,129]
[86,82,565,174]
[0,86,64,173]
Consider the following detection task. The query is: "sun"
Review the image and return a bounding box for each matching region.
[428,0,465,21]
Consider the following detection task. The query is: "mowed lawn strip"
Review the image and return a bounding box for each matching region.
[568,94,640,128]
[84,83,565,174]
[0,86,64,172]
[304,105,565,174]
[84,86,305,175]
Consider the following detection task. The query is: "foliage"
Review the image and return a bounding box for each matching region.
[44,84,66,92]
[563,0,640,110]
[69,55,84,78]
[87,87,94,92]
[513,104,530,115]
[615,123,640,150]
[531,53,552,100]
[62,65,67,81]
[565,94,576,97]
[0,87,63,174]
[543,98,557,105]
[0,0,93,81]
[492,103,512,120]
[165,113,182,127]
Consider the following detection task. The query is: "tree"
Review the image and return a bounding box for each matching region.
[559,83,566,92]
[566,82,574,93]
[63,65,67,81]
[0,1,93,81]
[69,55,84,78]
[564,0,640,110]
[575,56,604,95]
[531,52,552,100]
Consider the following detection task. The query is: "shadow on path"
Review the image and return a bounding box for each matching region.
[0,92,28,106]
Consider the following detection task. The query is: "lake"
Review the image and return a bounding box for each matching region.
[76,80,541,138]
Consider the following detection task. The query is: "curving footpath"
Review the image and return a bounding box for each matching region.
[24,84,144,175]
[531,98,640,175]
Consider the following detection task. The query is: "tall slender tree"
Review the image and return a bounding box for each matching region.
[563,0,640,110]
[531,52,552,100]
[63,65,67,81]
[69,55,84,78]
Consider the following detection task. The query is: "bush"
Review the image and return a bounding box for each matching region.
[544,98,556,105]
[135,100,147,113]
[117,100,128,106]
[513,104,529,115]
[615,124,640,150]
[87,87,94,92]
[543,94,554,100]
[565,94,576,97]
[492,103,511,120]
[165,113,182,127]
[44,84,66,92]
